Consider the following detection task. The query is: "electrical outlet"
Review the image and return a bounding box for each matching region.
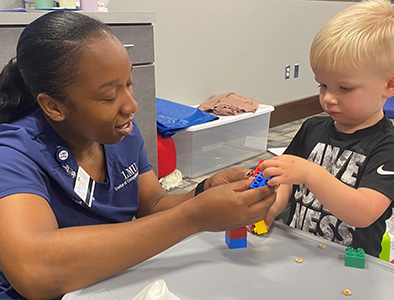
[294,64,300,78]
[285,65,291,80]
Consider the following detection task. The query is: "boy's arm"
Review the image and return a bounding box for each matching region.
[302,162,391,228]
[261,155,392,228]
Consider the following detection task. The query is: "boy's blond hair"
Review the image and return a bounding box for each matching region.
[310,0,394,79]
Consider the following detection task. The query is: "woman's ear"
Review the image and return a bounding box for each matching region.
[36,93,65,122]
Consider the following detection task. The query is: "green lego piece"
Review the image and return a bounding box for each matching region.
[379,232,391,262]
[345,246,365,269]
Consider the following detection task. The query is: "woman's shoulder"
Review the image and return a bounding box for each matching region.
[0,122,32,151]
[0,110,44,150]
[0,110,60,169]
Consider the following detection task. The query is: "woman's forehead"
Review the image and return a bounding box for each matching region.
[78,37,130,76]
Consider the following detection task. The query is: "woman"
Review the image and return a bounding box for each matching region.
[0,11,274,299]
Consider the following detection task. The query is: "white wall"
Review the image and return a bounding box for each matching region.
[0,0,354,107]
[0,0,24,9]
[108,0,353,107]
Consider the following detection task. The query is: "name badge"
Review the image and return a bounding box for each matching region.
[74,166,95,207]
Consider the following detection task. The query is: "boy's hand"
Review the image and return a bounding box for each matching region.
[259,155,313,186]
[263,201,277,229]
[246,192,276,232]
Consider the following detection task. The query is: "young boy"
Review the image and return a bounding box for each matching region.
[260,0,394,257]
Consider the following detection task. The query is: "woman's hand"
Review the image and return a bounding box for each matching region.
[204,167,253,190]
[192,178,275,232]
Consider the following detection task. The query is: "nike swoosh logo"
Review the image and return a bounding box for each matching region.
[377,165,394,175]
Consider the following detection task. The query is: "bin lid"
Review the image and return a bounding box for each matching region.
[182,104,274,132]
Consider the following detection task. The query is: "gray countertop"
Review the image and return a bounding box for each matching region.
[63,221,394,299]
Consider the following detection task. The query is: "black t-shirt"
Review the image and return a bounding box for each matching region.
[285,116,394,257]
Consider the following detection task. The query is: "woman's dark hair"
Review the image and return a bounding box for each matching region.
[0,11,113,124]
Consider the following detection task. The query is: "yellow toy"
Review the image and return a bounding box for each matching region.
[253,220,268,235]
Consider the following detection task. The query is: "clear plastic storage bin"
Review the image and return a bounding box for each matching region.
[172,104,274,178]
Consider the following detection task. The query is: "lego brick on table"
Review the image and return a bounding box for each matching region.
[379,231,390,262]
[253,220,268,235]
[225,227,247,239]
[345,246,365,269]
[225,234,247,249]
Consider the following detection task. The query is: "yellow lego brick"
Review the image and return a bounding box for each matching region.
[253,220,268,235]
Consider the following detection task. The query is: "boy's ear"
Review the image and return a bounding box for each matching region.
[36,93,65,122]
[384,74,394,98]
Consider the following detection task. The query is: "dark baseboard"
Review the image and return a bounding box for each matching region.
[269,95,323,128]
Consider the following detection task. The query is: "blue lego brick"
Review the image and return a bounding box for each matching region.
[225,234,247,249]
[249,172,269,189]
[345,247,365,269]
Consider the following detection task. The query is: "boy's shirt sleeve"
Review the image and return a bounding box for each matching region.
[358,140,394,205]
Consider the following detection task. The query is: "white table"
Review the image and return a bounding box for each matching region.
[63,222,394,299]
